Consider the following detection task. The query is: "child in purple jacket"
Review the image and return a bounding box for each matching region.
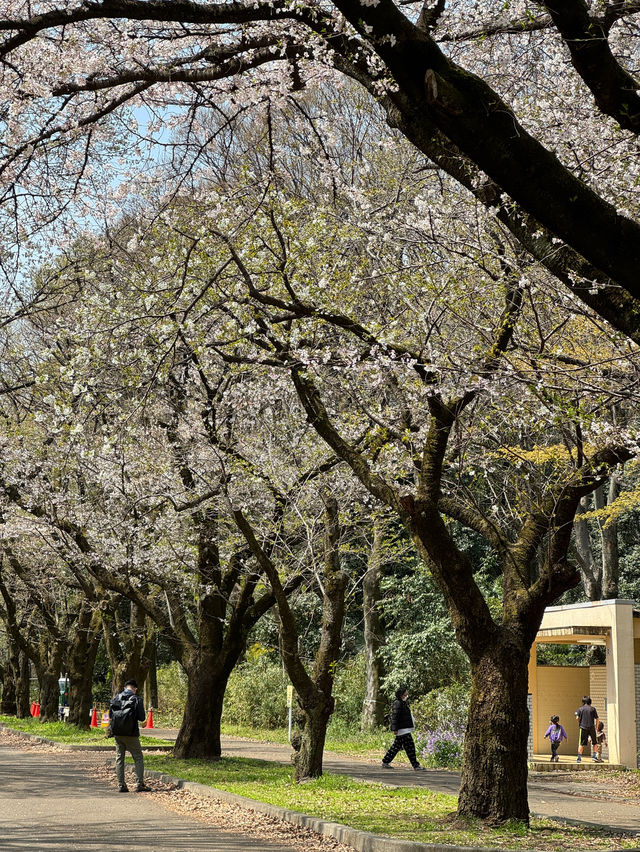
[544,714,568,762]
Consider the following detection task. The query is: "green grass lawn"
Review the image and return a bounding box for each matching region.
[3,715,636,850]
[143,753,638,851]
[0,715,173,746]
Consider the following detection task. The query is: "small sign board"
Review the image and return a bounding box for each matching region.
[286,685,293,708]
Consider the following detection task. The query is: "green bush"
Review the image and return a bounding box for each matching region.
[223,645,289,729]
[156,649,369,731]
[157,661,187,717]
[331,653,367,725]
[411,681,469,733]
[416,724,464,768]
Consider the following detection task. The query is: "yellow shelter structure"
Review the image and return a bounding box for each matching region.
[529,599,640,767]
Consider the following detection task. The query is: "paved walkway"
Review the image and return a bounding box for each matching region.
[145,728,640,834]
[0,744,320,852]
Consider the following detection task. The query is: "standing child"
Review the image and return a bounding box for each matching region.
[594,720,606,763]
[544,714,568,762]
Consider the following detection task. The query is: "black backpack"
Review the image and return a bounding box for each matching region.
[109,691,139,736]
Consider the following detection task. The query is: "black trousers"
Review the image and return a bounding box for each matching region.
[383,733,419,767]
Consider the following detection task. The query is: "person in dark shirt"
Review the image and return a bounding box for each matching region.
[381,686,424,770]
[574,695,599,763]
[109,679,151,792]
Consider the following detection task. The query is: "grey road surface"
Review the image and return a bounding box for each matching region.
[0,745,320,852]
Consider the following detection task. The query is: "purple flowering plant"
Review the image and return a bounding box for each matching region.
[415,721,465,768]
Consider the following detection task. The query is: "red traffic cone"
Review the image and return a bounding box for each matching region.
[34,703,40,718]
[90,706,98,727]
[145,707,154,729]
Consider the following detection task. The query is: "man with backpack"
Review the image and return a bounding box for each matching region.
[109,679,151,792]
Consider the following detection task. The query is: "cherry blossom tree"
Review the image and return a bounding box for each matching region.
[237,216,636,822]
[126,175,640,821]
[1,3,640,818]
[233,493,348,780]
[0,544,101,723]
[0,231,318,757]
[1,1,640,343]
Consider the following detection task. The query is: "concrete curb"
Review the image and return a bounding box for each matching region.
[143,767,508,852]
[140,764,640,851]
[530,761,626,772]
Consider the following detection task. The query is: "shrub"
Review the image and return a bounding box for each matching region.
[331,653,367,726]
[416,722,464,768]
[412,682,468,768]
[411,681,469,733]
[156,661,187,717]
[223,645,289,729]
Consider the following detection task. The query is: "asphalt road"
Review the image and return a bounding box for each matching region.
[0,745,322,852]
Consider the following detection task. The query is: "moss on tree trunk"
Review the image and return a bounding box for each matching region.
[174,662,229,760]
[458,642,530,823]
[293,693,334,780]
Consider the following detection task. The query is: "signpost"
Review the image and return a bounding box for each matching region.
[287,685,294,741]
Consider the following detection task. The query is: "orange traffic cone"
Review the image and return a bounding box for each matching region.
[145,707,154,729]
[90,706,98,727]
[34,702,40,718]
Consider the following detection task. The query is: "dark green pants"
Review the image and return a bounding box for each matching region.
[114,735,144,786]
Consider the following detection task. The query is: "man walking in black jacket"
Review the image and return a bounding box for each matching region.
[381,687,424,770]
[109,679,152,792]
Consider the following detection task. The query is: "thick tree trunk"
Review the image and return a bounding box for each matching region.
[0,647,17,715]
[0,676,16,715]
[108,656,127,695]
[67,638,101,728]
[38,669,61,722]
[361,520,386,731]
[68,678,94,728]
[68,607,102,728]
[174,662,229,759]
[292,693,335,780]
[102,602,152,695]
[458,640,530,824]
[15,650,30,718]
